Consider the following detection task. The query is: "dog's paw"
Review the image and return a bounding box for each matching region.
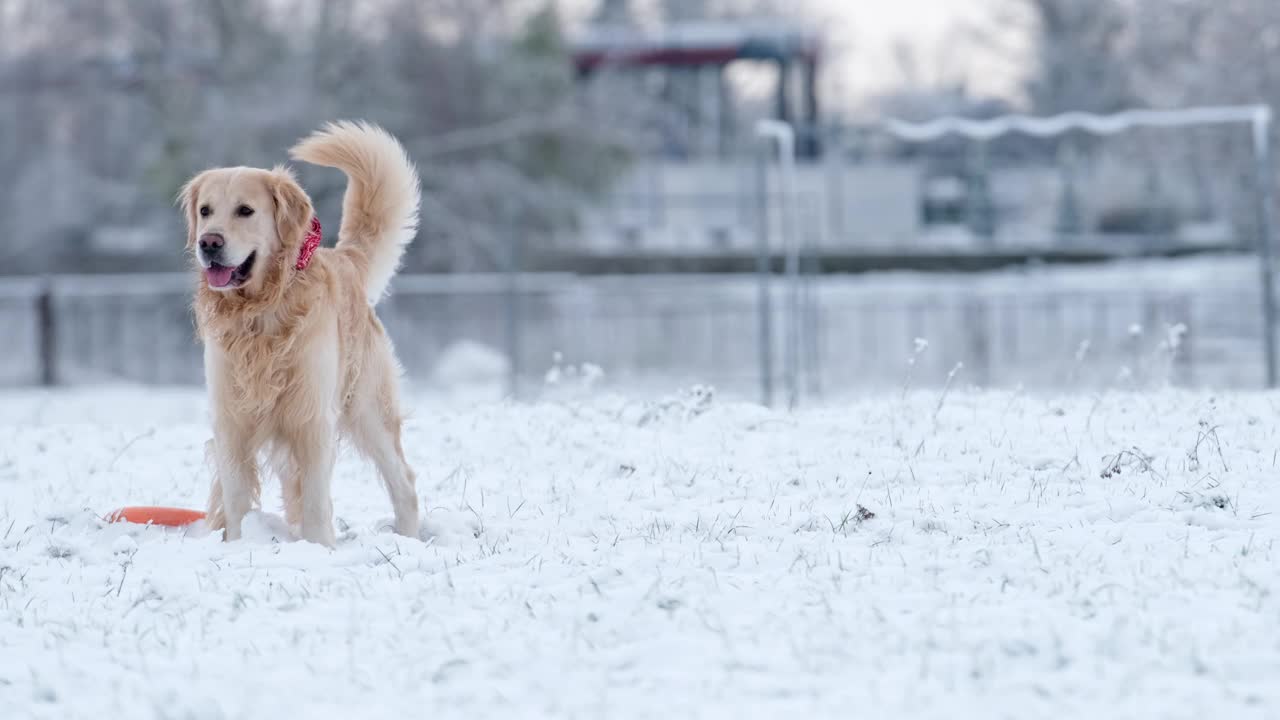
[240,510,295,544]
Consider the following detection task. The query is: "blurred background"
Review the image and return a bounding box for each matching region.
[3,0,1280,404]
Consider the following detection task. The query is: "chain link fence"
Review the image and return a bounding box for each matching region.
[0,265,1264,403]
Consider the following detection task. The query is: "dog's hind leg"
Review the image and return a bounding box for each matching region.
[346,373,419,538]
[267,444,303,532]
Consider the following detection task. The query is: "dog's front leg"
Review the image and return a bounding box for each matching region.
[288,422,338,547]
[203,342,261,541]
[285,327,341,548]
[210,428,259,542]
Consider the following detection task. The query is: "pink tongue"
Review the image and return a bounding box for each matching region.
[206,265,235,287]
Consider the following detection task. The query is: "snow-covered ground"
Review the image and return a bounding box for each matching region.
[1,385,1278,719]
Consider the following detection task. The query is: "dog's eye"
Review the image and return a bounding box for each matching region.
[236,205,255,218]
[199,205,211,217]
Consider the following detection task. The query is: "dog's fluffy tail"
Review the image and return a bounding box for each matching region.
[290,121,420,303]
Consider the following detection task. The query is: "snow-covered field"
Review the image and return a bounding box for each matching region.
[1,385,1278,719]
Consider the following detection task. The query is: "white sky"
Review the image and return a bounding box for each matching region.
[819,0,1024,99]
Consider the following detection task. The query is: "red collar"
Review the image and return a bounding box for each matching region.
[296,217,322,271]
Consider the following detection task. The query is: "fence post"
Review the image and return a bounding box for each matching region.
[1173,293,1194,386]
[38,277,56,386]
[1251,107,1278,388]
[754,147,774,408]
[963,296,990,387]
[503,207,522,400]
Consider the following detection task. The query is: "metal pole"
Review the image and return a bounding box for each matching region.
[781,129,801,410]
[757,120,800,409]
[805,125,824,397]
[1252,107,1279,388]
[502,207,522,400]
[804,264,821,397]
[38,277,56,387]
[754,147,774,408]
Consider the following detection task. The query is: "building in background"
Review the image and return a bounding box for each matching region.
[571,19,821,159]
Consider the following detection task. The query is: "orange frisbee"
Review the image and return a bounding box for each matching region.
[107,506,206,527]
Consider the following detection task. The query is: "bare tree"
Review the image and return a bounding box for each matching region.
[0,0,639,273]
[1001,0,1135,115]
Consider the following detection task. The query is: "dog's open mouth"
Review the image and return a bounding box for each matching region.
[205,252,256,289]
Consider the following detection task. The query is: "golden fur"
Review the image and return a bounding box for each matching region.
[180,122,421,546]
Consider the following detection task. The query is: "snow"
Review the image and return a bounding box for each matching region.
[1,385,1278,718]
[887,105,1266,141]
[432,341,511,387]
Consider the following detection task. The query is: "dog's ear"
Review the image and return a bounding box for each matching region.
[176,171,209,250]
[268,166,314,253]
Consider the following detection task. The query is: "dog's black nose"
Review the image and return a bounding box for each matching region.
[198,233,225,253]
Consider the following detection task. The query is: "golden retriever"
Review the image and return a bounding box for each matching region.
[179,121,421,546]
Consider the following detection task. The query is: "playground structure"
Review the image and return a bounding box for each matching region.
[571,20,821,158]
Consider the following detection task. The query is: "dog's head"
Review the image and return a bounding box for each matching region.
[178,166,313,294]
